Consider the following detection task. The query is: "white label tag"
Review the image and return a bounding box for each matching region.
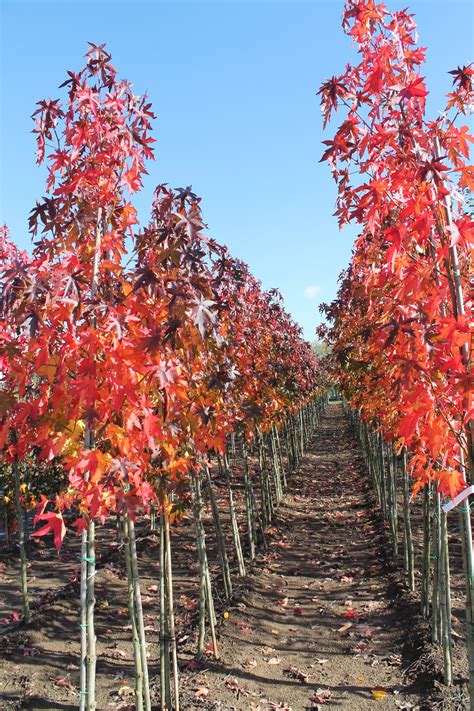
[442,485,474,514]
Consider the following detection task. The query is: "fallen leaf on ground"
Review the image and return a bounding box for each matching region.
[117,686,134,697]
[49,677,75,693]
[371,688,390,700]
[204,641,217,656]
[283,666,309,683]
[193,686,209,699]
[311,688,332,703]
[342,610,360,620]
[234,620,253,634]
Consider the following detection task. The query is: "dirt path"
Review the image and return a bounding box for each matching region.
[183,404,424,710]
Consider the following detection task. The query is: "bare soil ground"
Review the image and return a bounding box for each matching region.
[0,404,469,710]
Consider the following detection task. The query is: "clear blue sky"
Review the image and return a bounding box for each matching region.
[1,0,472,340]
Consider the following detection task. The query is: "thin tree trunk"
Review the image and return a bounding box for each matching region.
[159,512,171,711]
[275,426,287,489]
[379,433,387,520]
[242,438,256,560]
[204,562,218,657]
[269,430,283,504]
[421,484,431,620]
[222,454,246,577]
[458,494,474,705]
[164,512,180,710]
[402,449,415,591]
[204,464,232,599]
[191,473,208,657]
[79,527,88,711]
[432,493,441,644]
[389,447,398,555]
[13,459,30,624]
[123,516,143,710]
[439,509,453,686]
[128,516,151,711]
[86,519,96,711]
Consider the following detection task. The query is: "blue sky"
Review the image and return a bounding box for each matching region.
[1,0,472,340]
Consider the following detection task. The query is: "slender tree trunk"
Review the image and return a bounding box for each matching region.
[402,449,415,591]
[439,509,453,686]
[269,430,283,504]
[128,517,151,711]
[389,447,398,555]
[274,426,287,489]
[204,464,232,599]
[150,504,156,531]
[421,484,431,620]
[284,422,294,473]
[379,433,387,520]
[242,438,256,560]
[222,454,246,577]
[164,512,180,710]
[458,494,474,706]
[257,433,269,529]
[13,459,30,624]
[432,493,441,644]
[86,519,96,711]
[159,512,171,711]
[80,211,102,711]
[191,472,208,657]
[123,516,143,711]
[79,527,88,711]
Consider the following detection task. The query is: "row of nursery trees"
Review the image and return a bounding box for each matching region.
[0,45,323,710]
[318,0,473,703]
